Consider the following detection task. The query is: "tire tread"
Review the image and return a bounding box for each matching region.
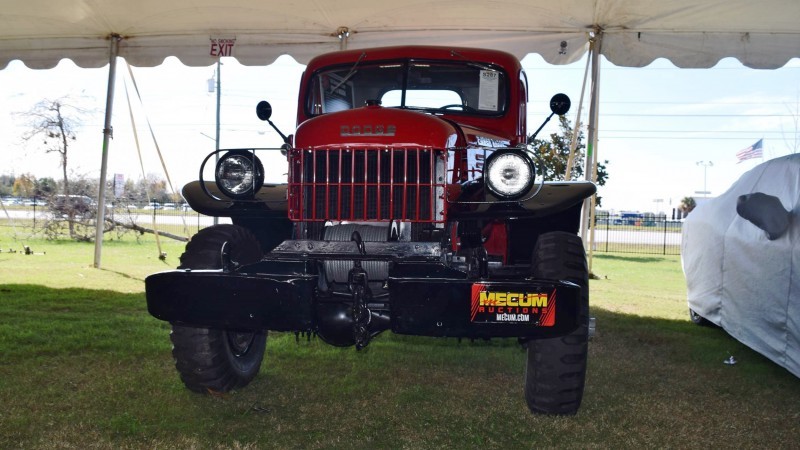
[169,225,267,394]
[525,231,589,415]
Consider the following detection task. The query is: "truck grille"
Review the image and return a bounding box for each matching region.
[288,147,446,222]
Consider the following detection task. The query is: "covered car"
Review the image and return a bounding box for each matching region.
[682,154,799,378]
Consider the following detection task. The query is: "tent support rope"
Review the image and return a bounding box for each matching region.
[125,63,192,241]
[123,75,164,258]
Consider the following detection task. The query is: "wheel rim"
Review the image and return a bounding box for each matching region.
[227,331,256,357]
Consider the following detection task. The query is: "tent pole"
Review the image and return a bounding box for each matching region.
[337,27,350,51]
[582,30,602,273]
[93,34,121,268]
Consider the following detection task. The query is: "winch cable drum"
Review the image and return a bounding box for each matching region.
[323,223,391,283]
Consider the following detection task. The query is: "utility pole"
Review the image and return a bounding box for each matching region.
[206,60,222,225]
[696,160,713,197]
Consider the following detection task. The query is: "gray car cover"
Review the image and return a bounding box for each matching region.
[682,154,799,378]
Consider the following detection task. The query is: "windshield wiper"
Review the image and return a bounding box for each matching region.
[449,50,498,72]
[330,52,366,93]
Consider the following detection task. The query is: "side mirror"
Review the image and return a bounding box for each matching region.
[549,93,571,116]
[529,93,572,141]
[256,101,273,121]
[256,100,291,145]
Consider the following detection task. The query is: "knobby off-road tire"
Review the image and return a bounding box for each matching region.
[525,231,589,415]
[170,224,267,393]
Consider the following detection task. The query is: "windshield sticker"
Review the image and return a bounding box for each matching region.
[478,70,499,111]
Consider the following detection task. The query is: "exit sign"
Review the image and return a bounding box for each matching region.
[210,37,236,57]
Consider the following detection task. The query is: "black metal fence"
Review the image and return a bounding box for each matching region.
[1,205,683,256]
[591,213,682,255]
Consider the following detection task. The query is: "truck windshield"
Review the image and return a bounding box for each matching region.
[306,60,507,116]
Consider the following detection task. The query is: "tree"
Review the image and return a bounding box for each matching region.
[680,196,697,216]
[67,175,98,198]
[12,173,36,198]
[19,98,90,239]
[35,177,57,197]
[0,174,14,197]
[527,115,609,206]
[128,173,170,205]
[19,98,88,198]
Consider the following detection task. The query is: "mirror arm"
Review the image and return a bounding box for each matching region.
[529,112,556,141]
[268,119,290,145]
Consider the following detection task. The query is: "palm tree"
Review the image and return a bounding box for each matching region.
[680,196,697,216]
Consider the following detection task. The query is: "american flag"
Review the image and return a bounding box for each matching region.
[736,139,763,163]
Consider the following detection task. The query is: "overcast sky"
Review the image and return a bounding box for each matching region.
[1,53,798,213]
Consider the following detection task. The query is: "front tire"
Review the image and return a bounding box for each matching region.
[169,224,267,393]
[524,232,589,415]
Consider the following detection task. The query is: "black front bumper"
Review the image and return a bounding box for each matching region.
[145,243,581,340]
[146,267,316,332]
[388,262,580,339]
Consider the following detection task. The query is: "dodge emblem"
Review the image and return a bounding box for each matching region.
[340,124,396,137]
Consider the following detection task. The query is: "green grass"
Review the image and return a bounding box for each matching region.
[1,231,799,449]
[590,254,688,320]
[0,228,186,292]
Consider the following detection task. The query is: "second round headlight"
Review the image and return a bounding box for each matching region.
[215,150,265,199]
[484,150,535,199]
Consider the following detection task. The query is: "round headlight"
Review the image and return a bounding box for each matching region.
[484,150,535,199]
[215,150,264,199]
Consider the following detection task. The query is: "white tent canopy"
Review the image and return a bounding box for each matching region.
[2,0,800,70]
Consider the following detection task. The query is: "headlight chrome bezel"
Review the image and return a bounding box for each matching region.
[483,148,536,200]
[214,150,265,199]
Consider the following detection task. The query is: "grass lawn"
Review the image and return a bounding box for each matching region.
[1,230,798,449]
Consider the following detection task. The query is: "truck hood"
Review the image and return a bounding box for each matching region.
[294,104,459,149]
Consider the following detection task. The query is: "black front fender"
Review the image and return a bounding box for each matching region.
[182,180,288,218]
[450,181,596,219]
